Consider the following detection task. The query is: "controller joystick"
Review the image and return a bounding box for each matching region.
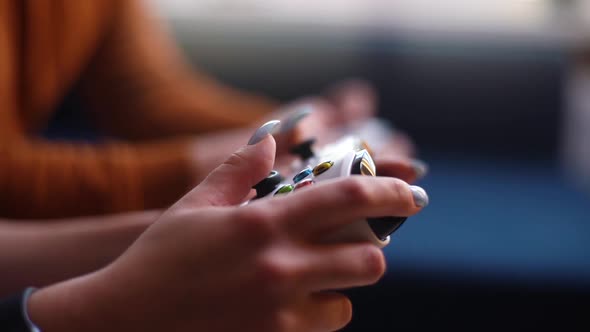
[252,170,283,199]
[290,138,316,160]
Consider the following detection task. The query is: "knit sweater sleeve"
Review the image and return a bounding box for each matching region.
[0,0,278,219]
[79,0,278,140]
[0,137,195,219]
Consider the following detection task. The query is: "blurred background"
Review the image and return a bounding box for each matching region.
[54,0,590,330]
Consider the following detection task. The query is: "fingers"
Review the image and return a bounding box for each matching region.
[275,107,312,155]
[180,122,278,207]
[375,157,428,183]
[297,243,386,292]
[286,293,353,332]
[254,176,428,237]
[270,293,351,332]
[324,78,378,122]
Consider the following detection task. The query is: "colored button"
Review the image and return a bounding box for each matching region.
[294,179,314,190]
[313,161,334,176]
[274,184,294,196]
[293,167,312,183]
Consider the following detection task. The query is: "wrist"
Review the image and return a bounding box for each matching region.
[27,272,107,332]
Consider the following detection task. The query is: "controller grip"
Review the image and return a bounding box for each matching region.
[321,217,406,248]
[367,217,408,241]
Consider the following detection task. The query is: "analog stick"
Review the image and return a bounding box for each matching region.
[252,170,283,198]
[290,138,316,160]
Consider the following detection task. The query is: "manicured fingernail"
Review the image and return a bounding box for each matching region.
[410,185,429,208]
[248,120,281,145]
[280,106,313,134]
[411,159,429,179]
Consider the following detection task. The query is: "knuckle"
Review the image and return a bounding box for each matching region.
[235,207,275,241]
[362,246,386,283]
[224,147,273,184]
[390,178,413,208]
[224,150,249,168]
[269,310,297,332]
[341,178,373,205]
[256,255,296,292]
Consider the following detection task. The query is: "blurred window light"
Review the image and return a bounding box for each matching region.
[150,0,590,42]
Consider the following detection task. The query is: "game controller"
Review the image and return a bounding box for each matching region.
[247,123,410,248]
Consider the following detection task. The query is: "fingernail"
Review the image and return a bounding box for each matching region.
[248,120,281,145]
[411,159,429,179]
[280,106,313,134]
[409,185,429,208]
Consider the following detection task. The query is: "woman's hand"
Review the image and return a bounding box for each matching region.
[278,79,415,156]
[189,78,418,184]
[28,128,428,332]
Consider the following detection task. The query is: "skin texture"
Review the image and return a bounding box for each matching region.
[0,211,160,297]
[0,127,423,298]
[27,134,427,332]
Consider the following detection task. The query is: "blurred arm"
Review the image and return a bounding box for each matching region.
[0,0,280,219]
[0,138,194,219]
[0,210,159,297]
[80,0,279,140]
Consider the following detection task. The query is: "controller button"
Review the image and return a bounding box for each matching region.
[274,184,294,196]
[293,167,312,183]
[294,179,314,190]
[313,161,334,176]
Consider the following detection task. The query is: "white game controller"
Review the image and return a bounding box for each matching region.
[248,134,408,248]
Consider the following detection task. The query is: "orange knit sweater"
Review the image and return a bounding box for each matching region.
[0,0,277,218]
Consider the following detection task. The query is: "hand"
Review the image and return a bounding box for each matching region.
[28,129,428,332]
[278,79,415,157]
[189,78,416,184]
[276,79,376,147]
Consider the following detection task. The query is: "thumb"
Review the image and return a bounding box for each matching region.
[180,121,279,207]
